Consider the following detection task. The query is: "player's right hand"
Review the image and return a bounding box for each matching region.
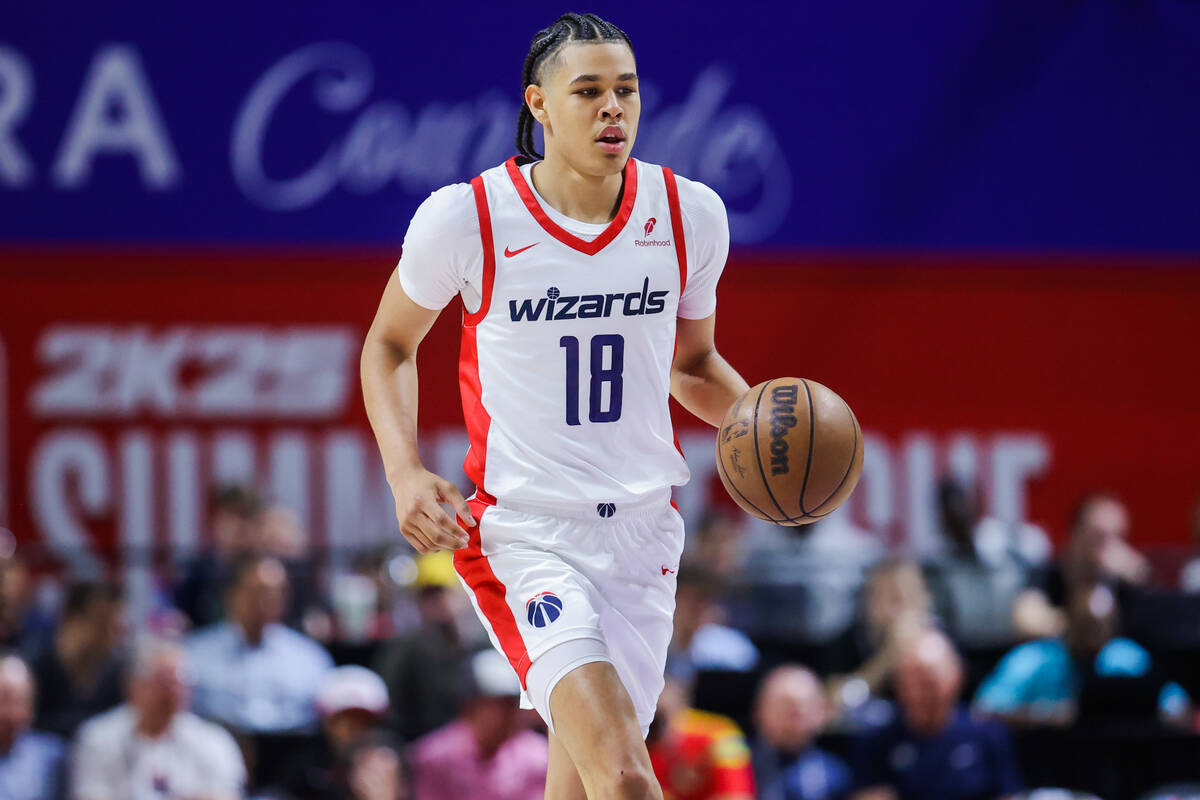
[390,469,476,553]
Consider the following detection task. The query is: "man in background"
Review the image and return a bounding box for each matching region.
[752,665,851,800]
[851,630,1021,800]
[372,552,478,742]
[30,580,125,738]
[410,648,547,800]
[1014,492,1148,639]
[72,636,244,800]
[275,664,405,800]
[186,555,332,733]
[647,658,755,800]
[0,654,65,800]
[175,484,265,629]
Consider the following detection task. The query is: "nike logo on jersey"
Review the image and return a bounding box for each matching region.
[508,277,669,322]
[504,243,540,258]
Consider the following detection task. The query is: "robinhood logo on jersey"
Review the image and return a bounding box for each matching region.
[508,277,669,322]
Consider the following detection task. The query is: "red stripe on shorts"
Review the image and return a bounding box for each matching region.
[454,496,532,686]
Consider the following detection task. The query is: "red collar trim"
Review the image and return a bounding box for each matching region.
[504,156,638,256]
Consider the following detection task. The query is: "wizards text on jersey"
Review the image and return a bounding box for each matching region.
[508,277,670,322]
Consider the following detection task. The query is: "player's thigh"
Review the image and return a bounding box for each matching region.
[547,661,659,787]
[545,733,587,800]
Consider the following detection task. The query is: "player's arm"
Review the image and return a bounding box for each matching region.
[671,312,749,428]
[361,272,474,553]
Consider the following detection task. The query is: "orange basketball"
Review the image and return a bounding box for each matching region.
[716,378,863,525]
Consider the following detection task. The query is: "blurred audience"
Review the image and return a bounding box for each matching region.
[924,478,1043,649]
[186,555,332,733]
[72,636,244,800]
[30,580,125,738]
[175,484,265,629]
[974,583,1190,726]
[372,552,476,742]
[275,665,405,800]
[670,561,759,674]
[0,548,55,660]
[0,654,66,800]
[851,629,1022,800]
[1014,492,1148,640]
[648,658,755,800]
[410,648,547,800]
[752,664,851,800]
[1179,496,1200,592]
[826,560,935,721]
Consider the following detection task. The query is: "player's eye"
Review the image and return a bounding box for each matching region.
[618,87,636,95]
[576,88,598,96]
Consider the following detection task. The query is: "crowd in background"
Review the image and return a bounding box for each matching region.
[0,479,1198,800]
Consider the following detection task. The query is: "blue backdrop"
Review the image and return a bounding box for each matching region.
[3,1,1198,250]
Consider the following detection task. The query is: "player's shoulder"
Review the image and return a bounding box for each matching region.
[411,182,478,230]
[640,162,726,227]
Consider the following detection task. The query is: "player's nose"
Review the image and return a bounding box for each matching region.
[599,90,623,120]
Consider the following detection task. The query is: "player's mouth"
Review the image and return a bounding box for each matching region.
[595,126,626,154]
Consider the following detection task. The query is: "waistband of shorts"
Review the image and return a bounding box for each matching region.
[470,488,676,521]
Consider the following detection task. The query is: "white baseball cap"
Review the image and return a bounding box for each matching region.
[316,666,389,718]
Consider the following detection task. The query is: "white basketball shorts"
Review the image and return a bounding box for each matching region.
[453,491,685,736]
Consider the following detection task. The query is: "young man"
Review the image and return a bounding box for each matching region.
[361,13,748,800]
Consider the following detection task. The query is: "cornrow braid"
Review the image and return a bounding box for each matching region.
[516,12,634,164]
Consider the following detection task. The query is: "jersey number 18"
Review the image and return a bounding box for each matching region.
[559,335,624,425]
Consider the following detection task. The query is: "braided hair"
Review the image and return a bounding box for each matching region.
[516,13,635,164]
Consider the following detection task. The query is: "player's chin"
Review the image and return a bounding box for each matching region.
[589,141,633,172]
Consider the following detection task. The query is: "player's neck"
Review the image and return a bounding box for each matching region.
[530,154,626,225]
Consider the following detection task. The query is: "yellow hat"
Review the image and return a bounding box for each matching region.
[414,551,458,590]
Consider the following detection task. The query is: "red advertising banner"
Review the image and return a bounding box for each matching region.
[3,250,1199,581]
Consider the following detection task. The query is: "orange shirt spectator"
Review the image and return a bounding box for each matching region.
[650,707,755,800]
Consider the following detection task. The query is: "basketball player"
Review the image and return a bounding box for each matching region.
[361,13,749,799]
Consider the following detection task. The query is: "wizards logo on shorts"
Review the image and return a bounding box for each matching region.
[525,592,563,628]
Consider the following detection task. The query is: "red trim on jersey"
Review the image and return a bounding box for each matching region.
[504,156,639,256]
[459,325,491,489]
[662,166,688,297]
[454,497,533,686]
[464,176,496,326]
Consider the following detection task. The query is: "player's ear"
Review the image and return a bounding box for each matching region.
[526,84,549,126]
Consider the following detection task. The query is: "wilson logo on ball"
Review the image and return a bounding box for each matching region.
[768,384,800,475]
[526,592,563,628]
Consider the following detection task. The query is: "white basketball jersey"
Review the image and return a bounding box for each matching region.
[461,157,691,511]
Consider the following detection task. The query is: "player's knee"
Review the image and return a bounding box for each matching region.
[599,763,659,800]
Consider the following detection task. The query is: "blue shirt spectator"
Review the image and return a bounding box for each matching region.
[973,637,1188,720]
[852,629,1021,800]
[186,556,332,732]
[852,707,1021,800]
[974,583,1190,724]
[0,654,66,800]
[752,665,852,800]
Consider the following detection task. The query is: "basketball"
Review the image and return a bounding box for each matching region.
[716,378,863,525]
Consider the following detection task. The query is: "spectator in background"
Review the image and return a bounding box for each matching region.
[924,477,1042,650]
[0,654,66,800]
[0,543,55,659]
[276,665,405,800]
[852,630,1022,800]
[72,636,244,800]
[186,555,332,733]
[752,665,851,800]
[1013,492,1148,640]
[826,560,935,721]
[410,648,547,800]
[669,561,759,674]
[647,658,756,800]
[1179,496,1200,592]
[175,484,265,629]
[30,580,125,738]
[372,552,478,742]
[974,583,1190,726]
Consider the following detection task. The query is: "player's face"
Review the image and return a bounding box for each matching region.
[532,42,640,175]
